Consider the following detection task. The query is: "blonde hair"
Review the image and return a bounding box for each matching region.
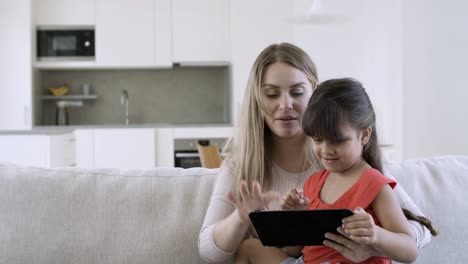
[224,43,319,198]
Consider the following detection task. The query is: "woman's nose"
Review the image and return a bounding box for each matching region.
[279,94,292,110]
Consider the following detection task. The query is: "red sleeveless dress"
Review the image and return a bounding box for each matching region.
[302,168,396,264]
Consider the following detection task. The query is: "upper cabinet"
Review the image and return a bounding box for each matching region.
[95,0,156,67]
[34,0,172,68]
[35,0,95,26]
[32,0,230,68]
[153,0,172,67]
[172,0,230,64]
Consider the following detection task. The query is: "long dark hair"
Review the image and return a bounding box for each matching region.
[302,78,382,172]
[302,78,438,237]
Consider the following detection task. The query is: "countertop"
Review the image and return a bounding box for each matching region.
[0,123,233,135]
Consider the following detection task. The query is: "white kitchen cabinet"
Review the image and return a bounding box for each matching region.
[74,129,94,167]
[96,0,154,67]
[0,0,33,130]
[95,0,171,67]
[172,0,230,64]
[34,0,95,26]
[0,133,75,167]
[154,0,172,67]
[50,133,76,166]
[75,128,157,169]
[155,128,174,166]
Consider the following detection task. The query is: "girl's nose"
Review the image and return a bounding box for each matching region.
[322,143,335,154]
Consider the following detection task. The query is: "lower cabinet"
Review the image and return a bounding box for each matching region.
[75,128,157,169]
[0,133,75,167]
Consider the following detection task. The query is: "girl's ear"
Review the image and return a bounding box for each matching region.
[361,127,372,145]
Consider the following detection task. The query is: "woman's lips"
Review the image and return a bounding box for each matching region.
[276,116,297,121]
[276,116,297,126]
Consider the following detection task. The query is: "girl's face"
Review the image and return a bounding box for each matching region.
[261,62,313,139]
[311,123,371,173]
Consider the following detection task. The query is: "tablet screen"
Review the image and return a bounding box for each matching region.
[249,209,353,247]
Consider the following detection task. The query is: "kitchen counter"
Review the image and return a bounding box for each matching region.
[0,124,233,168]
[0,129,74,135]
[0,123,233,136]
[35,123,232,129]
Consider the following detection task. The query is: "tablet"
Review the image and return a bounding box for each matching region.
[249,209,353,247]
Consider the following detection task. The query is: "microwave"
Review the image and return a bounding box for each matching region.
[37,28,95,60]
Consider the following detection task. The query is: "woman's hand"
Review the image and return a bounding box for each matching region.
[280,188,310,210]
[227,180,280,224]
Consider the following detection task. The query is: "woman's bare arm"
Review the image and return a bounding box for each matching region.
[384,168,432,248]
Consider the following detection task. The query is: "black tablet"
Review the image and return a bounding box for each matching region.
[249,209,353,247]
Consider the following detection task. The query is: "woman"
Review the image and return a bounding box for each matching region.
[198,43,431,264]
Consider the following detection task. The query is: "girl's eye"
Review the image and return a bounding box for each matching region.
[332,139,347,145]
[312,137,322,143]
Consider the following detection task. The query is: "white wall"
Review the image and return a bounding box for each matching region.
[293,0,404,160]
[402,0,468,159]
[230,0,294,126]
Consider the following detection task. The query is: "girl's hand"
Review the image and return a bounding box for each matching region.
[227,180,280,225]
[323,229,378,262]
[322,207,380,262]
[280,188,310,210]
[342,207,379,245]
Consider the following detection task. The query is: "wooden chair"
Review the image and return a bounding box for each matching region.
[197,140,222,168]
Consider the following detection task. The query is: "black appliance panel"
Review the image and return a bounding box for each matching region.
[37,29,95,57]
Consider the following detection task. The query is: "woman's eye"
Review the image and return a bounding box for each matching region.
[266,93,279,98]
[291,90,304,97]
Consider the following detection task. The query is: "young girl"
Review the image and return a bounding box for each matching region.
[234,78,438,264]
[280,78,438,264]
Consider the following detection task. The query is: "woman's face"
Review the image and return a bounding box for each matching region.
[261,62,314,139]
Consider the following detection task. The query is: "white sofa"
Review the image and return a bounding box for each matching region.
[1,155,467,264]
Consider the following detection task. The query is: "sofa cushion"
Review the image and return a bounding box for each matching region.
[386,155,468,264]
[0,163,217,264]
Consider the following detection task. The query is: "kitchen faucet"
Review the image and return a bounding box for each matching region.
[121,90,130,125]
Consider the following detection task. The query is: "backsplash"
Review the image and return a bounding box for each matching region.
[37,66,231,126]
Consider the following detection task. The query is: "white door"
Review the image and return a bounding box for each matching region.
[0,0,32,130]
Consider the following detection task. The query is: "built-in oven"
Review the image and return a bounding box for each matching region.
[174,138,226,168]
[37,27,95,61]
[174,150,202,168]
